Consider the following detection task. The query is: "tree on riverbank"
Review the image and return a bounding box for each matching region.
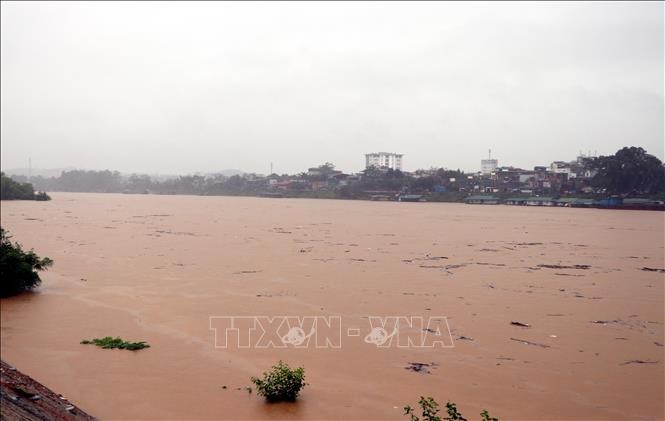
[1,172,51,200]
[0,228,53,297]
[587,147,665,195]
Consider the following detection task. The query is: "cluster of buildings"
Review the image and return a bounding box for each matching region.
[240,150,602,196]
[357,151,601,196]
[474,154,599,195]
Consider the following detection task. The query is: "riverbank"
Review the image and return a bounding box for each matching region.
[0,360,96,420]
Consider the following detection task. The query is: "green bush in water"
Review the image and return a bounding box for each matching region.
[80,336,150,351]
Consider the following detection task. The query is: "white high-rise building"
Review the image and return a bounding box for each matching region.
[365,152,403,170]
[481,159,498,175]
[481,149,498,174]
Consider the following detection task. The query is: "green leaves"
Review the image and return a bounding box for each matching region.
[403,397,497,421]
[589,147,665,195]
[0,228,54,297]
[480,409,498,421]
[419,396,442,421]
[444,402,467,421]
[403,397,442,421]
[80,336,150,351]
[251,361,306,402]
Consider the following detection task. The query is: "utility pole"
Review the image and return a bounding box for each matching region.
[28,157,32,181]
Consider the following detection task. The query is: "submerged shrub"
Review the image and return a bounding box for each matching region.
[404,397,498,421]
[0,227,53,297]
[444,402,467,421]
[251,361,306,402]
[404,396,442,421]
[80,336,150,350]
[480,410,498,421]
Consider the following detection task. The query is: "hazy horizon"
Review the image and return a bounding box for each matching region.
[2,1,663,175]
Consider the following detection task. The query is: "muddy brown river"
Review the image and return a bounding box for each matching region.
[1,193,663,420]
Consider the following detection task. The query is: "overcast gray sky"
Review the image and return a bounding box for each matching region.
[1,1,663,175]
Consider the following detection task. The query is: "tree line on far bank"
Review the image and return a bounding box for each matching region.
[1,172,50,201]
[5,146,665,200]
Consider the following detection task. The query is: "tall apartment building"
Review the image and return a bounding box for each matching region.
[365,152,403,170]
[481,149,498,174]
[481,159,498,175]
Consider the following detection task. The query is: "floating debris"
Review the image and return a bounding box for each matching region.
[423,255,448,260]
[271,228,292,234]
[590,320,620,325]
[510,321,531,328]
[405,362,437,374]
[538,264,590,270]
[620,360,659,365]
[510,338,551,348]
[445,264,467,270]
[641,267,665,273]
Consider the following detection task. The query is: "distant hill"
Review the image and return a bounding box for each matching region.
[217,169,245,177]
[3,168,245,179]
[4,167,75,178]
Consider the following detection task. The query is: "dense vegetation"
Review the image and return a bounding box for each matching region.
[80,336,150,350]
[586,147,665,195]
[0,172,51,200]
[251,361,307,402]
[0,228,53,297]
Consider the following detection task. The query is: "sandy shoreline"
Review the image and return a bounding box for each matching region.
[1,192,663,419]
